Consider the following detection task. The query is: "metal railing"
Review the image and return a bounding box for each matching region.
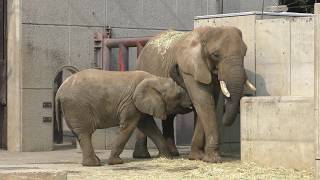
[94,29,151,71]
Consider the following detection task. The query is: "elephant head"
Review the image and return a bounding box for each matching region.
[175,26,256,126]
[133,77,191,120]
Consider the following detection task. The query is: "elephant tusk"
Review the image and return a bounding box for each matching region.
[245,80,256,91]
[220,81,231,98]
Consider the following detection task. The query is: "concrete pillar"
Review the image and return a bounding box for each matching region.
[315,3,320,178]
[7,0,22,151]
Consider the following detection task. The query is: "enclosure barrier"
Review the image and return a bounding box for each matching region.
[94,32,151,71]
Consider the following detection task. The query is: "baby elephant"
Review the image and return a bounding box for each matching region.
[55,69,191,166]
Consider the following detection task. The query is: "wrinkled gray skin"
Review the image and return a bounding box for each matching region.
[55,69,191,166]
[133,26,249,163]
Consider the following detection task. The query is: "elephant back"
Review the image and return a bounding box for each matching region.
[136,30,188,78]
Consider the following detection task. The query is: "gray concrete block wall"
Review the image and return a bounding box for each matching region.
[106,0,219,30]
[68,0,105,26]
[255,17,314,96]
[22,0,69,25]
[18,0,220,151]
[21,89,54,151]
[255,19,291,96]
[223,0,278,13]
[290,17,314,97]
[21,0,105,151]
[241,96,315,170]
[22,25,69,89]
[69,27,104,69]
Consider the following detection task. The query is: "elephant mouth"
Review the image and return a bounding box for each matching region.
[171,106,193,115]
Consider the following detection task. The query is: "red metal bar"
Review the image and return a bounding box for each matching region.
[105,37,151,48]
[118,44,129,71]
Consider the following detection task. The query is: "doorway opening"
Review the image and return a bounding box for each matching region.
[0,0,7,150]
[53,67,79,150]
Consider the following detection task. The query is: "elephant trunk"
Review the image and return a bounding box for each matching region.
[218,57,246,126]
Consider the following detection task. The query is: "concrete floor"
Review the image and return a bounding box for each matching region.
[0,147,313,180]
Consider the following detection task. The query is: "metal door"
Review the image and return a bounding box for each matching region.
[0,0,7,149]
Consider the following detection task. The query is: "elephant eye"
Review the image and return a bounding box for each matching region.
[211,52,220,60]
[176,89,183,98]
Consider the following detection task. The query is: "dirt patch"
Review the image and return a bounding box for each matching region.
[112,166,146,171]
[165,166,198,172]
[0,167,40,170]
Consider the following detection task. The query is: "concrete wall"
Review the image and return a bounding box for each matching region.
[222,0,278,13]
[241,96,315,170]
[256,17,314,96]
[8,0,222,151]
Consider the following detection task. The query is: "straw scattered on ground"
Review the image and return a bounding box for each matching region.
[66,157,313,180]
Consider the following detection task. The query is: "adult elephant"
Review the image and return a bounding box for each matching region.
[133,26,256,163]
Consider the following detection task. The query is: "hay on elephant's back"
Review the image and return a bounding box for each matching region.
[147,30,186,57]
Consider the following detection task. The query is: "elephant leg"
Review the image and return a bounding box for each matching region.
[189,115,205,160]
[108,117,139,165]
[77,133,101,166]
[137,116,171,158]
[182,73,222,163]
[133,130,151,158]
[162,114,179,156]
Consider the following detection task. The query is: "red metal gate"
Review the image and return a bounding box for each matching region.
[94,29,151,71]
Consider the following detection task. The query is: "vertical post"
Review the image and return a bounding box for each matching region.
[7,0,22,152]
[315,3,320,178]
[103,47,111,70]
[94,32,103,68]
[118,44,129,71]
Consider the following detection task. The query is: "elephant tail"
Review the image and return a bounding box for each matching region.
[52,65,80,143]
[54,95,62,134]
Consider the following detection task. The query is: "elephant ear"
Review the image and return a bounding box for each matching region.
[169,64,186,89]
[133,78,167,120]
[177,32,212,84]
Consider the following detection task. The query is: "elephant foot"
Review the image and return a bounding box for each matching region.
[82,155,101,166]
[133,140,151,159]
[188,149,204,160]
[107,157,124,165]
[166,138,179,156]
[202,150,222,163]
